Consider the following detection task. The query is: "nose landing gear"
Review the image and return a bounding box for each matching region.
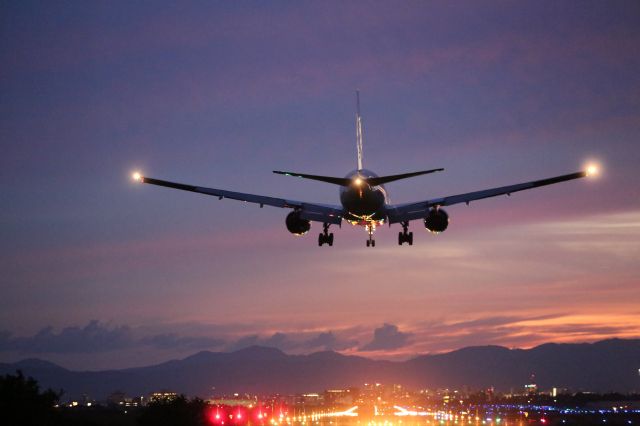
[366,224,376,247]
[398,221,413,245]
[318,223,334,246]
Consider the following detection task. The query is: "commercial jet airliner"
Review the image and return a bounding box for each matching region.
[132,92,598,247]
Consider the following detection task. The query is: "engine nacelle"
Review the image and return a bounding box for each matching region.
[424,208,449,233]
[285,211,311,235]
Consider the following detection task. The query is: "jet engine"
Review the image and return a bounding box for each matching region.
[424,208,449,233]
[285,211,311,235]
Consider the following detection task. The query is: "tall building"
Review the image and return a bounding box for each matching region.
[525,373,538,395]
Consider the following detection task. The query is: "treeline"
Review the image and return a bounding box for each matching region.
[0,371,209,426]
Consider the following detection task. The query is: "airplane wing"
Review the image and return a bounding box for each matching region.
[136,175,344,225]
[386,170,590,224]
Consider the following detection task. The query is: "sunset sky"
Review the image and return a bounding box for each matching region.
[1,1,639,370]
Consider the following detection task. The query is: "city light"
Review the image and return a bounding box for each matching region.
[49,382,640,425]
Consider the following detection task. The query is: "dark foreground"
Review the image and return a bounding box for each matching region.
[3,370,640,426]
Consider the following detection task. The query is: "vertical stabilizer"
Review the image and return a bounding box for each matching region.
[355,90,364,171]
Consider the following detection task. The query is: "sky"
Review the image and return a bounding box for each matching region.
[1,1,639,371]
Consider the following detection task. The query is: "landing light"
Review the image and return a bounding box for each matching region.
[132,171,143,182]
[354,177,363,186]
[585,164,599,177]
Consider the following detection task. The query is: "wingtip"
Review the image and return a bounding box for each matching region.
[131,171,144,182]
[585,164,599,177]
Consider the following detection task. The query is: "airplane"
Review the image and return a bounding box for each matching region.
[132,92,598,247]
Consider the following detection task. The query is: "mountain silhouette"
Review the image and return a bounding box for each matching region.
[1,339,639,400]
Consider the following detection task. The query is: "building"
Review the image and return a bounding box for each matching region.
[149,390,178,403]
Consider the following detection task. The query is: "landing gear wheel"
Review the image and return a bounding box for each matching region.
[366,224,376,247]
[318,223,333,247]
[399,221,413,246]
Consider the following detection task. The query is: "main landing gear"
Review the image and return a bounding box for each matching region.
[318,223,334,246]
[366,225,376,247]
[398,221,413,245]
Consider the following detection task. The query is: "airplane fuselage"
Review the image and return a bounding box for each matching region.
[339,169,388,225]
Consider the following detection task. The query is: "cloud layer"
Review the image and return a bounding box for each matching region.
[2,310,639,370]
[0,321,132,354]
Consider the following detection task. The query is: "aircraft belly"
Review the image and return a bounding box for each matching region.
[340,187,386,223]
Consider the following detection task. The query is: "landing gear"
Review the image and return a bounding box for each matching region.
[398,221,413,245]
[318,223,334,246]
[366,224,376,247]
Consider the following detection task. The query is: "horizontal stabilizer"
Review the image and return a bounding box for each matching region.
[367,168,444,186]
[274,168,444,186]
[273,171,351,186]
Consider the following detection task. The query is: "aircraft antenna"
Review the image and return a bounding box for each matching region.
[356,90,364,171]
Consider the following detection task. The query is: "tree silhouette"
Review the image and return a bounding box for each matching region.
[137,395,208,426]
[0,370,61,426]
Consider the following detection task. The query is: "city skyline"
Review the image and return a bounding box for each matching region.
[1,1,640,370]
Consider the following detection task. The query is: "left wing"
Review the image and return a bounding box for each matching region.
[136,175,344,225]
[386,170,589,224]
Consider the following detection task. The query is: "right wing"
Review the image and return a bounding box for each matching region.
[386,170,590,224]
[136,175,344,225]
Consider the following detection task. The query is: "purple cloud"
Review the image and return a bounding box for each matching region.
[0,321,132,354]
[305,331,358,351]
[141,333,225,351]
[361,324,412,351]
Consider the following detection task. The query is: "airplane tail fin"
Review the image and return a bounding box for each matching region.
[356,90,364,171]
[274,92,444,187]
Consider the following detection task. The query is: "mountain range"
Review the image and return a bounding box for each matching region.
[1,339,639,400]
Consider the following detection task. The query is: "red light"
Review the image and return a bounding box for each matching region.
[209,409,223,424]
[237,413,242,420]
[541,420,547,424]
